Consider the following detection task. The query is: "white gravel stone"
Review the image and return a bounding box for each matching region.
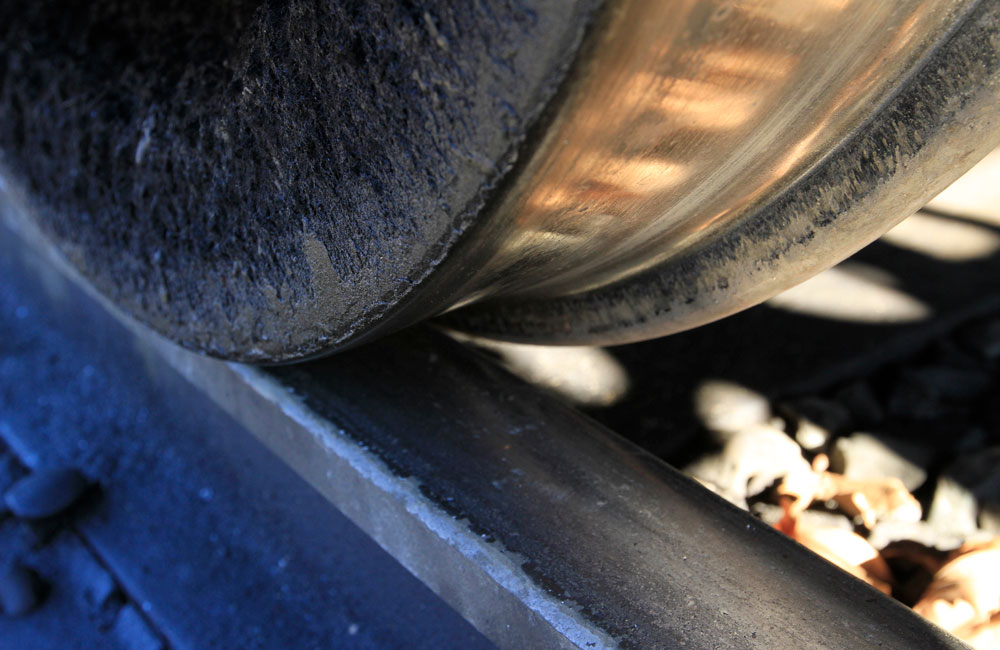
[693,380,771,441]
[684,424,810,506]
[927,476,980,538]
[830,433,929,491]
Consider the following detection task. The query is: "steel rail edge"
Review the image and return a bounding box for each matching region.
[0,181,968,649]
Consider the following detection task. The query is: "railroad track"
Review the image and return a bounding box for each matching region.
[3,2,1000,647]
[4,171,995,647]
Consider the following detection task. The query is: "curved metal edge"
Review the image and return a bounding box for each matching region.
[0,1,609,365]
[282,0,620,365]
[256,0,608,364]
[441,0,1000,346]
[0,206,970,649]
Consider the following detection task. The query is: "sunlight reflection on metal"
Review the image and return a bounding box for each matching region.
[881,211,1000,263]
[767,263,931,324]
[452,0,970,301]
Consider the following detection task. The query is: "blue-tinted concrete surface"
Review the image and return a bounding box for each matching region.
[0,226,496,649]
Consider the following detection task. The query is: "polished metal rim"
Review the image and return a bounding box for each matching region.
[435,0,1000,346]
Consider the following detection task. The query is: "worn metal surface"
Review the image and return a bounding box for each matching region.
[444,0,981,300]
[4,1,1000,361]
[1,201,968,648]
[253,333,970,649]
[449,1,1000,343]
[0,0,602,361]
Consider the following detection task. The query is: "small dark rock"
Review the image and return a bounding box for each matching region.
[835,381,884,424]
[943,447,1000,496]
[980,502,1000,535]
[889,365,990,420]
[3,467,89,519]
[887,376,947,420]
[956,427,988,455]
[956,317,1000,361]
[0,564,44,616]
[24,518,62,550]
[930,338,985,371]
[886,365,990,421]
[907,366,991,401]
[781,396,852,451]
[784,397,852,435]
[881,540,952,606]
[942,447,1000,532]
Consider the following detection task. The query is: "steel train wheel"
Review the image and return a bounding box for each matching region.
[2,0,999,362]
